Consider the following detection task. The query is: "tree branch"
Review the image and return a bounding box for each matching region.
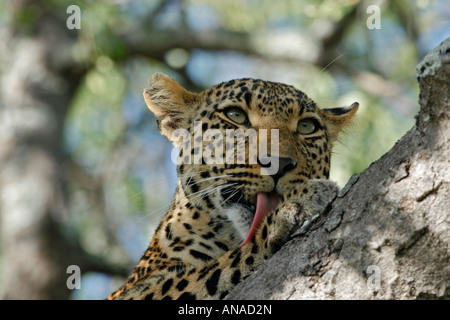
[226,38,450,300]
[119,29,255,61]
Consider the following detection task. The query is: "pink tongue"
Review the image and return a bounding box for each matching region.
[240,192,281,247]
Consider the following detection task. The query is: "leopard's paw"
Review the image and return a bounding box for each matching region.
[283,179,339,234]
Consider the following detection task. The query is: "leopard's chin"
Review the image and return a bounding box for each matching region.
[225,189,256,212]
[226,203,254,242]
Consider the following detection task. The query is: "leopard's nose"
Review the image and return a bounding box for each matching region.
[278,156,297,174]
[258,155,297,184]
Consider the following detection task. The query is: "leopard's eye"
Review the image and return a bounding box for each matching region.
[225,107,248,125]
[297,118,318,135]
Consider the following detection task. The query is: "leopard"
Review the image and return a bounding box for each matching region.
[107,72,358,300]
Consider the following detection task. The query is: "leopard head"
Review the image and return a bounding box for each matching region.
[144,72,358,243]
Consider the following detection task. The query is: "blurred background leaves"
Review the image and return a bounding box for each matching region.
[0,0,448,299]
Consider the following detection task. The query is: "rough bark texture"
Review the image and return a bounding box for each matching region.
[226,38,450,300]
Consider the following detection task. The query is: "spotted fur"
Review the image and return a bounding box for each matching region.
[108,73,358,300]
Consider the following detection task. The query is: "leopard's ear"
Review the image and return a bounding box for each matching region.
[143,72,200,142]
[320,102,359,143]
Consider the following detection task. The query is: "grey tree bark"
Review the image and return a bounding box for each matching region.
[226,38,450,300]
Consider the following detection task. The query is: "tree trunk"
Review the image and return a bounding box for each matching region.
[0,3,90,299]
[226,38,450,300]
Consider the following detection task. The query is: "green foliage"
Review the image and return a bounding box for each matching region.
[66,56,126,174]
[331,97,416,185]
